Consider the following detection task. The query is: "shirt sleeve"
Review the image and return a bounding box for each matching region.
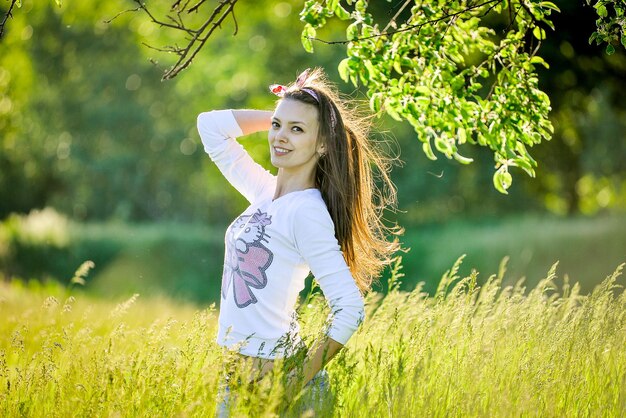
[293,200,366,345]
[197,110,276,204]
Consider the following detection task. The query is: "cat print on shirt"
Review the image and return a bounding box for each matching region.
[223,209,274,308]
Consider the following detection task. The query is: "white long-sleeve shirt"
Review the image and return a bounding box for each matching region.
[197,110,365,359]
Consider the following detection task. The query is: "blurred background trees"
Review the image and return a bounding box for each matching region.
[0,0,624,301]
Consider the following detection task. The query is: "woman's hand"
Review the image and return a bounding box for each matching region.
[243,356,274,385]
[281,337,343,404]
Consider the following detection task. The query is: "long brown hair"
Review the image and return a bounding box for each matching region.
[279,68,403,293]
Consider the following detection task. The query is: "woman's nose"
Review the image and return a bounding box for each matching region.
[276,128,288,142]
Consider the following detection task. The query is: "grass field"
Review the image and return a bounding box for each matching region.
[1,258,625,417]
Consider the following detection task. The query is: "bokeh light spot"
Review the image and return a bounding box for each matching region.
[126,74,142,91]
[180,138,197,155]
[274,2,292,17]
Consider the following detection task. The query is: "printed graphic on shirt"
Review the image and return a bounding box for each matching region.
[223,209,274,308]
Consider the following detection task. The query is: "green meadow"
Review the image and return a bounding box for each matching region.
[1,257,624,417]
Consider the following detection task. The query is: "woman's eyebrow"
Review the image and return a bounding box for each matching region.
[272,117,308,125]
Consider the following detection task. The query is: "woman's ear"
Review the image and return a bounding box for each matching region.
[317,143,326,155]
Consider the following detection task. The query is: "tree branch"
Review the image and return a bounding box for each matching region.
[133,1,192,33]
[382,0,412,33]
[106,0,240,80]
[103,6,143,24]
[188,0,209,14]
[0,0,18,39]
[503,3,524,33]
[311,0,501,45]
[161,0,238,79]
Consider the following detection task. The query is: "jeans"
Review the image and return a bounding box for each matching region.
[215,370,330,417]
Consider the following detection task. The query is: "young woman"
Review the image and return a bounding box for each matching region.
[196,68,401,410]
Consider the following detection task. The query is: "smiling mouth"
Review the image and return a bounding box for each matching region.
[273,147,292,156]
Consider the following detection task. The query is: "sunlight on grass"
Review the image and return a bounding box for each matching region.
[1,258,624,417]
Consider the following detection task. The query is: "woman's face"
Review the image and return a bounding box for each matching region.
[268,98,324,178]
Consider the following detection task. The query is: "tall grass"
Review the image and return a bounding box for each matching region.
[1,258,625,417]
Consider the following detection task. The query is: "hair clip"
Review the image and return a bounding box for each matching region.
[295,68,310,88]
[269,84,286,97]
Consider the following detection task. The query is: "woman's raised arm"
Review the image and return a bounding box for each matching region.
[231,110,273,136]
[196,110,276,203]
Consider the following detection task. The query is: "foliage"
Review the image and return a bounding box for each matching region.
[300,0,562,194]
[0,2,196,221]
[1,260,625,416]
[587,0,626,54]
[1,0,624,223]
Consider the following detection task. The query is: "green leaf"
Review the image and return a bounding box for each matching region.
[595,4,608,17]
[338,58,351,82]
[606,43,615,55]
[300,7,320,26]
[543,20,555,31]
[362,24,376,38]
[356,0,367,14]
[414,86,431,96]
[453,152,474,165]
[434,136,453,157]
[532,26,546,40]
[328,0,351,20]
[301,24,316,53]
[450,75,465,91]
[335,4,351,20]
[369,92,382,113]
[385,104,403,122]
[363,60,380,84]
[406,114,420,130]
[539,1,560,12]
[347,22,359,41]
[422,141,437,161]
[530,56,550,69]
[513,158,536,177]
[502,171,513,188]
[493,168,512,194]
[457,127,467,144]
[393,59,403,74]
[622,34,626,48]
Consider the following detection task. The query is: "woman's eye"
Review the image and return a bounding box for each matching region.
[292,126,303,132]
[271,122,280,128]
